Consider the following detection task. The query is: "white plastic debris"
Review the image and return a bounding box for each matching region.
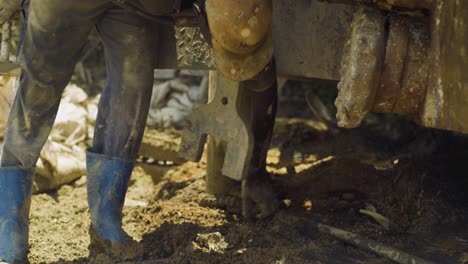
[34,84,89,193]
[34,140,86,194]
[147,71,208,128]
[50,101,87,146]
[62,83,88,104]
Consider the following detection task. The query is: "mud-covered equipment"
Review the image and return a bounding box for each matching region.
[162,0,468,135]
[0,168,34,264]
[205,0,273,81]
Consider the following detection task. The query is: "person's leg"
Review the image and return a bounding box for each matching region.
[0,1,106,262]
[93,8,156,160]
[86,7,155,260]
[1,0,107,167]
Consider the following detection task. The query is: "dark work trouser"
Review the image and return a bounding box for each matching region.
[1,0,156,168]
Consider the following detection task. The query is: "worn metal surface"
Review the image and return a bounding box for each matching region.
[335,6,386,128]
[154,0,353,80]
[206,0,272,55]
[157,1,468,136]
[335,4,433,128]
[179,71,254,181]
[154,22,214,70]
[393,17,430,116]
[204,69,279,219]
[272,0,352,80]
[420,0,468,133]
[175,26,215,69]
[205,0,273,81]
[373,15,430,116]
[372,15,408,113]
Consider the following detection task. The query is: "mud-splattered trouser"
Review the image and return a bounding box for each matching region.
[1,0,156,168]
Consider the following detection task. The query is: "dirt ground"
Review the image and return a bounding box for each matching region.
[27,84,468,264]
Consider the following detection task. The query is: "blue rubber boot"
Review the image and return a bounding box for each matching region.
[0,168,34,264]
[86,150,143,261]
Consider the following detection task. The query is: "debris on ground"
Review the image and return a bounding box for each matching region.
[360,206,398,231]
[0,74,466,264]
[34,140,86,194]
[0,79,92,193]
[192,232,229,253]
[33,84,94,193]
[24,112,468,264]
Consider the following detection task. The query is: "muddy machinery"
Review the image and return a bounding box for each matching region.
[164,0,466,216]
[0,0,466,217]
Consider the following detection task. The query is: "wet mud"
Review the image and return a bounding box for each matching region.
[26,83,468,264]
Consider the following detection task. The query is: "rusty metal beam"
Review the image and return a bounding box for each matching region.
[271,0,352,80]
[335,6,386,128]
[420,0,468,133]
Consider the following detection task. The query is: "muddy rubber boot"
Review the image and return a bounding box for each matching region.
[86,151,143,261]
[0,168,34,264]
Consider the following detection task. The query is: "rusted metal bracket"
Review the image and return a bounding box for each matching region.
[335,5,430,128]
[179,71,253,181]
[335,6,386,128]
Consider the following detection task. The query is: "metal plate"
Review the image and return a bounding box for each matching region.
[272,0,352,80]
[420,0,468,133]
[154,0,353,80]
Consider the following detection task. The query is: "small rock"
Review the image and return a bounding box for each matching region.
[124,198,148,207]
[235,248,247,255]
[193,232,229,253]
[63,84,88,105]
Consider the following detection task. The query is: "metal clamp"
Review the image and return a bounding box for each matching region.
[179,72,253,181]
